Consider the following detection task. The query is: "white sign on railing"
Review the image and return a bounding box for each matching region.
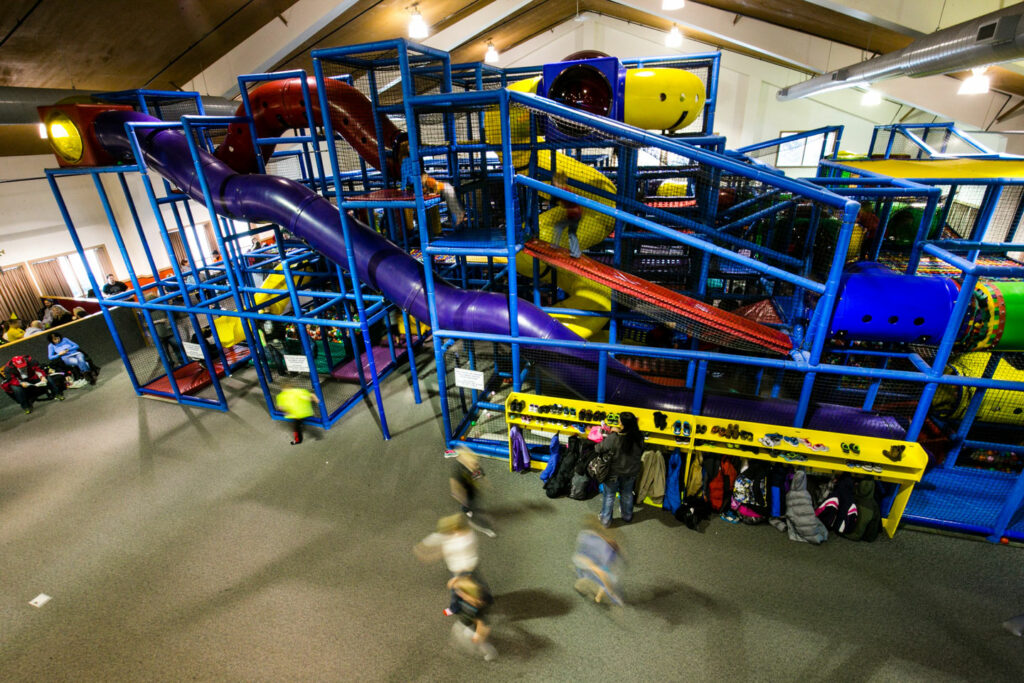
[284,354,311,373]
[453,367,485,391]
[182,341,204,360]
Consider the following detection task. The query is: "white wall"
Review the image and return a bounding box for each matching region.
[0,153,212,293]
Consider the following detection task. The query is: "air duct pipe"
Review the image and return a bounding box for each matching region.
[0,86,237,124]
[778,5,1024,101]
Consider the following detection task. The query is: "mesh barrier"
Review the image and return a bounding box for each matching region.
[145,96,201,122]
[413,100,518,237]
[772,354,925,426]
[742,130,839,170]
[442,338,514,440]
[918,127,984,157]
[984,185,1023,243]
[870,131,928,159]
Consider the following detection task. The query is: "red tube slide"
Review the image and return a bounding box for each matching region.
[215,77,406,175]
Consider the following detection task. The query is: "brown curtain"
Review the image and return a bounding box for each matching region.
[94,246,116,282]
[167,231,187,264]
[31,259,74,298]
[203,222,219,256]
[0,265,41,322]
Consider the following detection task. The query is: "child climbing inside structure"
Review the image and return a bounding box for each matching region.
[550,170,582,258]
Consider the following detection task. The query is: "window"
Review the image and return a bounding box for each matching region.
[46,246,112,297]
[777,130,839,167]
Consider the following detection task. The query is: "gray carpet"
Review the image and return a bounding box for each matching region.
[1,360,1022,681]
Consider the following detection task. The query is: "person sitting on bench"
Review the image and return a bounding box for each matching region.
[47,332,98,385]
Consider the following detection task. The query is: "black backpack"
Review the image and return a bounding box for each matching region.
[545,436,581,498]
[587,451,611,483]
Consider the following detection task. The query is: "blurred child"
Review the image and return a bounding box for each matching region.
[446,446,497,537]
[415,513,479,580]
[572,514,625,606]
[447,573,497,661]
[274,383,319,445]
[550,170,582,258]
[421,174,467,229]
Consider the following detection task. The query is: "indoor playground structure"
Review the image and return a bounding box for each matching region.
[39,41,1023,542]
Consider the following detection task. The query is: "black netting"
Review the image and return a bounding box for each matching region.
[146,96,202,122]
[985,185,1023,243]
[443,338,515,441]
[772,354,925,426]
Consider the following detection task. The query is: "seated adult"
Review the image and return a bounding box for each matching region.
[23,320,46,338]
[4,318,25,342]
[1,355,65,414]
[47,331,98,385]
[39,298,73,328]
[102,274,128,296]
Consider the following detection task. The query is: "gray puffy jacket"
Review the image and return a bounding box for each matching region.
[785,471,828,544]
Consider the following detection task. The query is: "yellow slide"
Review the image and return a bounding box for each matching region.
[208,264,311,348]
[489,77,614,339]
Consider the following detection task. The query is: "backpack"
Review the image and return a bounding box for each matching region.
[587,452,611,483]
[569,472,594,500]
[731,461,770,523]
[703,454,738,513]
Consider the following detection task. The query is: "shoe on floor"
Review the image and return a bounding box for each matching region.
[479,641,498,662]
[575,577,600,600]
[468,519,497,538]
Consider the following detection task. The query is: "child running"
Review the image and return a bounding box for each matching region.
[274,382,319,445]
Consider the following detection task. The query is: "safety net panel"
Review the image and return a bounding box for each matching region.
[917,127,985,157]
[443,338,514,441]
[412,100,518,238]
[869,130,928,159]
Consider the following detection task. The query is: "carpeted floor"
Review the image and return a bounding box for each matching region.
[1,359,1022,681]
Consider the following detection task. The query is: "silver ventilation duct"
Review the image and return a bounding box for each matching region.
[0,86,237,124]
[778,5,1024,101]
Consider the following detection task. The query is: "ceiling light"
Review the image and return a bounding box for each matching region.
[665,25,683,48]
[38,122,48,139]
[408,5,428,40]
[861,88,882,106]
[662,0,686,9]
[958,66,990,95]
[485,42,499,65]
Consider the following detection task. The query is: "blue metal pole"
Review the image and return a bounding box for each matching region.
[46,171,143,394]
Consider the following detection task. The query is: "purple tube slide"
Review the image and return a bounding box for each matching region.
[95,111,903,438]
